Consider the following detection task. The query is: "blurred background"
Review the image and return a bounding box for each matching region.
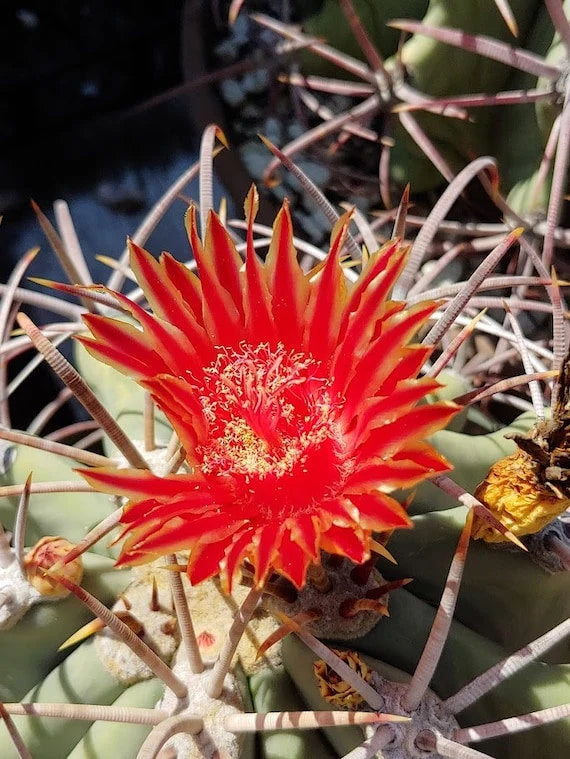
[1,0,200,281]
[1,1,227,429]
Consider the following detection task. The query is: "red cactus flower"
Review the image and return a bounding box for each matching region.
[78,188,458,590]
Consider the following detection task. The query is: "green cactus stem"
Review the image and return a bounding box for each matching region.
[250,666,337,759]
[0,444,120,553]
[67,679,164,759]
[0,551,128,702]
[382,505,570,663]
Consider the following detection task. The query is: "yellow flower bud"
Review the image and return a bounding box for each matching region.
[23,536,83,598]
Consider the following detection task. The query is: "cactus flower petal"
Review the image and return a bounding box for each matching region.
[78,197,459,589]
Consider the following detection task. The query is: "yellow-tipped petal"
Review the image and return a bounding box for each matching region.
[369,539,397,565]
[58,618,105,651]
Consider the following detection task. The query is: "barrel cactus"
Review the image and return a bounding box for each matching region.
[228,0,570,273]
[0,125,568,759]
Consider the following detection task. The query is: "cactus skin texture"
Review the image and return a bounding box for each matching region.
[0,444,121,550]
[496,1,566,214]
[68,679,164,759]
[0,552,128,703]
[385,0,543,192]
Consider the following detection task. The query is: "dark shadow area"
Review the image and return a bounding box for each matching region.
[1,1,232,431]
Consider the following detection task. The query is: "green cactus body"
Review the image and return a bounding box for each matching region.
[534,0,570,146]
[74,344,173,455]
[67,678,163,759]
[395,0,540,95]
[0,639,126,759]
[496,2,563,213]
[302,0,429,76]
[388,0,542,191]
[297,0,569,197]
[0,552,128,702]
[276,641,366,756]
[0,445,118,553]
[250,667,337,759]
[283,594,570,759]
[383,505,570,662]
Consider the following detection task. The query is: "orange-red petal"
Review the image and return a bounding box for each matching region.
[185,206,243,345]
[320,524,368,564]
[265,200,309,347]
[348,492,411,531]
[305,211,350,362]
[77,467,194,499]
[356,402,459,461]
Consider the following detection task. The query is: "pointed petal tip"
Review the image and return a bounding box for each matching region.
[369,539,398,565]
[126,236,142,256]
[244,184,260,219]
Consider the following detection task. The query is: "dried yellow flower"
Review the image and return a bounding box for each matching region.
[314,649,372,709]
[473,450,570,542]
[24,536,83,598]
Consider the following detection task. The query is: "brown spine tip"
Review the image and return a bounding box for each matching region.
[339,597,389,619]
[150,576,160,612]
[350,554,377,585]
[307,563,333,593]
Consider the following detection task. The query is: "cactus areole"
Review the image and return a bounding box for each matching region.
[474,349,570,543]
[77,188,458,591]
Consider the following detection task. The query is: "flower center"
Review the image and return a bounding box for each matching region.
[196,344,348,511]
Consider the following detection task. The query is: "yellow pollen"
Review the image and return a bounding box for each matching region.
[201,418,304,478]
[200,398,336,479]
[197,344,339,482]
